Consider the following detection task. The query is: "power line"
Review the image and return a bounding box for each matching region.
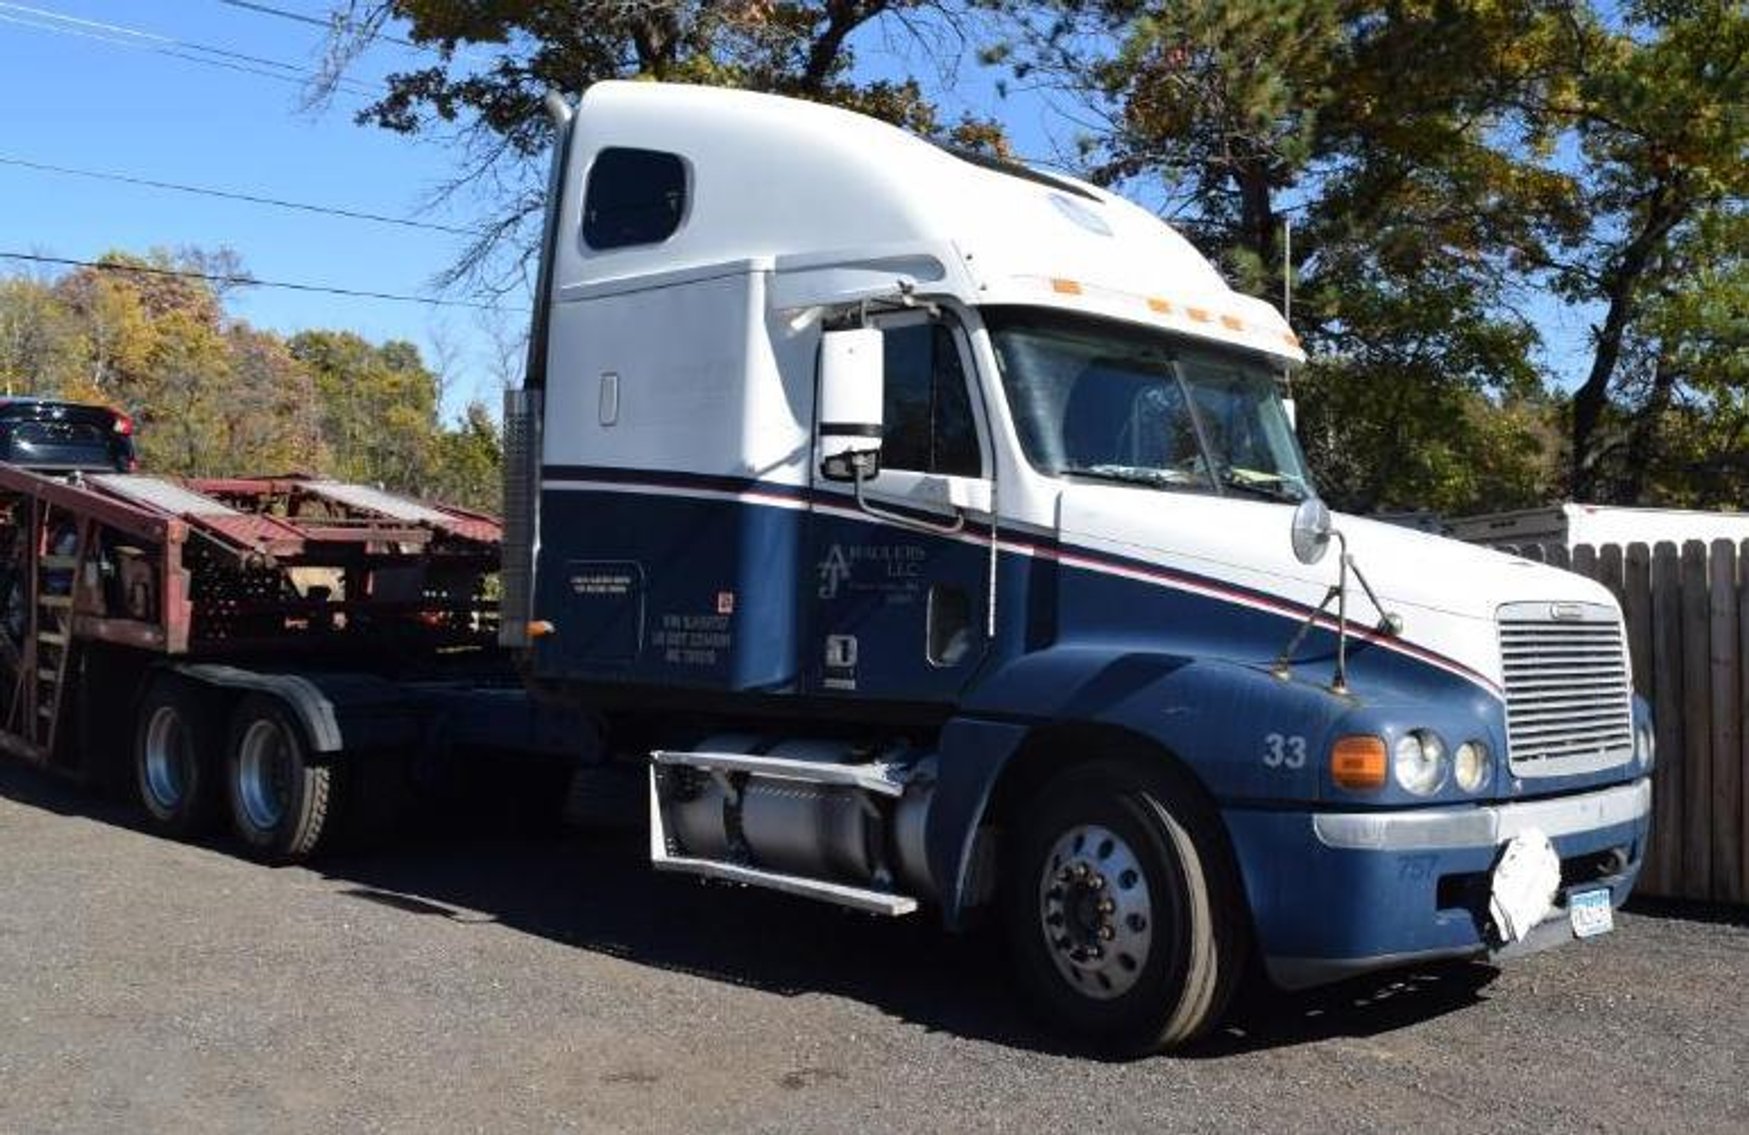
[0,252,523,312]
[216,0,420,50]
[0,155,481,237]
[0,1,383,98]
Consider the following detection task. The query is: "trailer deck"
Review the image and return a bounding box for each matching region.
[0,463,503,774]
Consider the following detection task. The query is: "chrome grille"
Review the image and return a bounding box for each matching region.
[1498,601,1634,777]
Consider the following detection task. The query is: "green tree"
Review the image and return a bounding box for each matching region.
[1549,0,1748,500]
[138,306,237,476]
[1014,0,1743,514]
[1022,0,1575,512]
[52,262,157,402]
[0,277,82,396]
[428,400,502,511]
[289,329,444,492]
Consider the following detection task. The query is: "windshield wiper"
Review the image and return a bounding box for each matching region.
[1217,468,1308,503]
[1059,464,1197,489]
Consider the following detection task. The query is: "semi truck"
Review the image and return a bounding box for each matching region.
[495,82,1652,1051]
[7,81,1653,1054]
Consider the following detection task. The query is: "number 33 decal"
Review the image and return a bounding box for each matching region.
[1263,733,1307,769]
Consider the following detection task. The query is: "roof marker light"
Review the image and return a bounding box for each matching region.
[1187,307,1212,323]
[1050,278,1083,295]
[1220,314,1244,331]
[1147,297,1172,314]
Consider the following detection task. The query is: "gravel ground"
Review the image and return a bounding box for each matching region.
[1,761,1745,1135]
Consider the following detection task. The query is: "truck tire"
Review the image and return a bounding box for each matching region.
[224,694,337,863]
[1001,760,1247,1054]
[134,675,223,836]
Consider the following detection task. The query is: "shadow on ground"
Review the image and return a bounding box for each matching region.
[2,759,1503,1059]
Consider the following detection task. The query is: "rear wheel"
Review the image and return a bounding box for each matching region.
[134,676,223,836]
[224,694,336,862]
[1002,760,1247,1054]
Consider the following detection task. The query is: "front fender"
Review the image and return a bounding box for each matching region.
[961,646,1351,803]
[929,648,1352,926]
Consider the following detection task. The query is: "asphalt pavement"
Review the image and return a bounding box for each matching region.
[1,761,1745,1134]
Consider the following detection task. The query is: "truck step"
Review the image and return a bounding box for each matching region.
[35,632,67,646]
[651,749,908,797]
[37,556,79,570]
[36,595,73,608]
[652,854,919,916]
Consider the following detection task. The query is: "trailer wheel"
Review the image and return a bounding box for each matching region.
[134,676,223,835]
[1001,760,1246,1055]
[224,694,336,863]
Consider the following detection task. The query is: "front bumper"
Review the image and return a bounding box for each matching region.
[1224,779,1650,990]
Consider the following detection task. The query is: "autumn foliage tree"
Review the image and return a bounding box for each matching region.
[0,250,501,511]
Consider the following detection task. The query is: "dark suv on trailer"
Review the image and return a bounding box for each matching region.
[0,398,137,473]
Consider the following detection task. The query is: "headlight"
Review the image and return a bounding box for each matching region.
[1393,730,1447,795]
[1453,741,1492,793]
[1636,723,1655,769]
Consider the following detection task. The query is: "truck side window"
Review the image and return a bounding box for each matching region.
[880,324,980,477]
[583,148,687,250]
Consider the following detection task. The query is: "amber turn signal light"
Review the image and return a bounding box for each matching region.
[1331,735,1388,791]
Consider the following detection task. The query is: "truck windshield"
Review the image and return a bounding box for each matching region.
[983,307,1312,503]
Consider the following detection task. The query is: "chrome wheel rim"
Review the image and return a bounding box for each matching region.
[237,718,293,832]
[1038,823,1154,1000]
[143,706,191,811]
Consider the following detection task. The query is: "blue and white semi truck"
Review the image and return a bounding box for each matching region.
[502,82,1654,1051]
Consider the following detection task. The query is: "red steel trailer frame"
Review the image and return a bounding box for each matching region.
[0,463,503,778]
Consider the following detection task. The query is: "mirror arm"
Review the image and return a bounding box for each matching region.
[1272,531,1402,692]
[1271,580,1342,684]
[849,457,966,536]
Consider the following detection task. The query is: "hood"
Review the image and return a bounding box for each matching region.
[1055,485,1620,691]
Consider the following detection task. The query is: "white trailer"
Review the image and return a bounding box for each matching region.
[1449,503,1749,551]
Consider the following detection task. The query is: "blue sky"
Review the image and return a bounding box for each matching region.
[0,1,550,414]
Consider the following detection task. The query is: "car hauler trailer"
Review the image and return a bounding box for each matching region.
[496,82,1656,1052]
[0,463,576,860]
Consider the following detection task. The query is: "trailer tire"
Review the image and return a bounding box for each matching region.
[1001,760,1246,1055]
[224,694,336,863]
[134,676,224,836]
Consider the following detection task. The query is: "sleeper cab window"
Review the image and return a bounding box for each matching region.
[583,147,688,250]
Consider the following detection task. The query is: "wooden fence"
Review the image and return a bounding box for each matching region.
[1507,540,1747,905]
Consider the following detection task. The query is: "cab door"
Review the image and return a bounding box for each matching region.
[804,312,994,704]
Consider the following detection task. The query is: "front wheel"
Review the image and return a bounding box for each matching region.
[1001,761,1248,1054]
[224,694,337,863]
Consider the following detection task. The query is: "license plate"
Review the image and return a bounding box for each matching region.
[1569,888,1614,938]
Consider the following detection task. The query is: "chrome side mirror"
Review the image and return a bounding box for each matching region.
[1289,497,1332,565]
